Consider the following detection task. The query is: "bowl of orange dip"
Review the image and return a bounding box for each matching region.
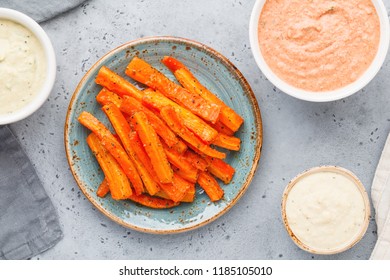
[249,0,389,102]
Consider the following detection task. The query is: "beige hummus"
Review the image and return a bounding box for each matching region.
[258,0,380,91]
[0,19,46,115]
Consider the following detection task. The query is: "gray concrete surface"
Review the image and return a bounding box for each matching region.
[8,0,390,259]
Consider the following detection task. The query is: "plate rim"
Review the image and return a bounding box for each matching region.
[64,35,263,234]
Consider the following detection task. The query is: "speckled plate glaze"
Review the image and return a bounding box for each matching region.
[65,36,262,234]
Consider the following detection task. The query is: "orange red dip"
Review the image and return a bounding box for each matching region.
[258,0,380,91]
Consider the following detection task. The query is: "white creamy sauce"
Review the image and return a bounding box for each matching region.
[0,19,46,115]
[285,171,367,252]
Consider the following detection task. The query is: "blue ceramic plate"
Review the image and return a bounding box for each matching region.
[65,36,262,233]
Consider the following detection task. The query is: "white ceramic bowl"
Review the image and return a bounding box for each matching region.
[281,166,370,254]
[249,0,390,102]
[0,8,56,125]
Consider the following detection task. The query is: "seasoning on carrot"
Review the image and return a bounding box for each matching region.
[162,56,243,132]
[183,149,209,171]
[96,88,123,107]
[86,133,132,199]
[78,111,144,195]
[102,103,160,195]
[162,142,196,177]
[160,106,226,159]
[95,66,143,101]
[142,89,218,143]
[205,157,235,184]
[126,57,221,123]
[131,111,173,184]
[121,96,187,153]
[212,133,241,151]
[158,173,193,202]
[197,171,224,202]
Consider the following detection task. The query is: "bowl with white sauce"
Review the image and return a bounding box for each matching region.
[281,166,370,255]
[249,0,390,102]
[0,8,56,125]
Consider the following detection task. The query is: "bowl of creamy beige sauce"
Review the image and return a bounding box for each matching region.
[249,0,390,102]
[0,8,56,125]
[282,166,370,254]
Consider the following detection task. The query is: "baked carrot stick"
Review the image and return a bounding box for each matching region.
[197,171,224,202]
[131,111,173,184]
[182,183,196,203]
[128,193,179,209]
[128,131,156,176]
[102,103,160,195]
[212,133,241,151]
[158,173,193,202]
[160,106,226,159]
[96,179,110,198]
[205,157,235,184]
[163,141,198,180]
[210,120,235,136]
[95,66,143,101]
[86,133,132,199]
[172,165,198,184]
[120,96,187,153]
[78,111,144,195]
[96,88,123,107]
[162,56,243,132]
[183,149,209,171]
[156,183,195,203]
[142,89,218,143]
[126,57,221,123]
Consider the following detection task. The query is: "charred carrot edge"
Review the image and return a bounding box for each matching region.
[102,104,159,195]
[156,183,195,203]
[78,111,144,194]
[95,66,144,101]
[160,106,226,159]
[128,193,179,209]
[197,171,224,202]
[158,173,193,202]
[205,157,235,184]
[126,57,221,123]
[97,179,110,198]
[131,111,173,184]
[142,89,218,143]
[183,150,209,171]
[163,56,243,132]
[210,120,235,136]
[212,133,241,151]
[121,96,187,153]
[96,88,123,107]
[86,133,132,199]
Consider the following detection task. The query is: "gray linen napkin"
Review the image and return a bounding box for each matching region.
[0,126,63,259]
[0,0,87,23]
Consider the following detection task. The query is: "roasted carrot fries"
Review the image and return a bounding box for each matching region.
[126,57,221,124]
[78,55,243,207]
[162,56,243,132]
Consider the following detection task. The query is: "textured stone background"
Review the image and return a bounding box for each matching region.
[8,0,390,259]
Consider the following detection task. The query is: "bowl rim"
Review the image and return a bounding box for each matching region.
[64,35,263,234]
[281,165,371,255]
[249,0,390,102]
[0,8,56,125]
